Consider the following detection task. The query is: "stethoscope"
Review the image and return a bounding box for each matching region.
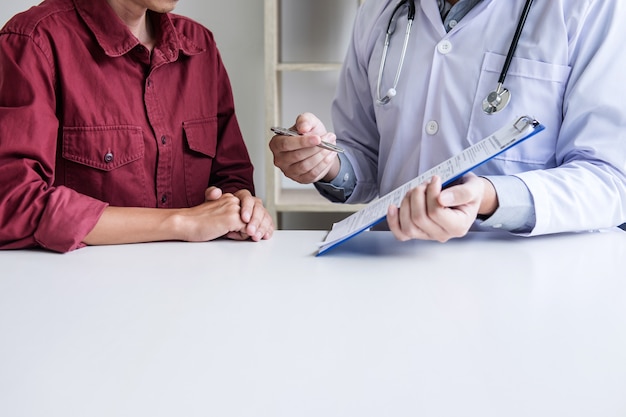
[376,0,535,115]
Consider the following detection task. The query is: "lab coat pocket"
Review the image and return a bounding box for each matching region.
[61,125,147,206]
[468,52,570,172]
[182,118,218,207]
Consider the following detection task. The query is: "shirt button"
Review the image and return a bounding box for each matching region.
[493,223,503,229]
[437,40,452,54]
[425,120,439,135]
[161,135,167,145]
[147,79,152,88]
[161,194,167,204]
[448,20,458,28]
[104,152,114,163]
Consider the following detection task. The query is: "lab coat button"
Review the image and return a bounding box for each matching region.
[425,120,439,135]
[104,152,114,163]
[437,40,452,54]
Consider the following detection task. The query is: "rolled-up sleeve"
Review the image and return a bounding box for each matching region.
[0,31,107,252]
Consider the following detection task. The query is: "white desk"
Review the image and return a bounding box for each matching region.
[1,229,626,417]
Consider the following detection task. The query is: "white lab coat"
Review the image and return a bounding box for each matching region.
[332,0,626,235]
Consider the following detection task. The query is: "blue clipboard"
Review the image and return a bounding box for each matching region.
[316,116,545,256]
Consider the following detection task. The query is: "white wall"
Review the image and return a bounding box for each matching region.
[1,0,266,200]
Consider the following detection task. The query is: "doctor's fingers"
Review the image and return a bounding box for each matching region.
[269,132,324,154]
[295,112,328,136]
[425,178,479,239]
[388,184,439,242]
[270,139,317,179]
[437,173,482,208]
[288,150,338,184]
[407,182,453,242]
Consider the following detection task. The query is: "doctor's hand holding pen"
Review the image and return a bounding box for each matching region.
[269,112,343,185]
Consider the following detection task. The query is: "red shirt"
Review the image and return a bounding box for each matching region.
[0,0,255,252]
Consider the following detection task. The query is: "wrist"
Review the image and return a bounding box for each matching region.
[321,155,341,182]
[478,177,498,216]
[165,209,188,241]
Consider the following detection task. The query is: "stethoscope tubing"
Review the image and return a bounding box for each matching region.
[498,0,534,85]
[377,0,416,104]
[377,0,535,115]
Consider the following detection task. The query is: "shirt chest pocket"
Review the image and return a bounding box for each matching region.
[61,126,147,206]
[468,52,571,170]
[182,118,218,207]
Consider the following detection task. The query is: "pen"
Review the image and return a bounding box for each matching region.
[270,126,344,153]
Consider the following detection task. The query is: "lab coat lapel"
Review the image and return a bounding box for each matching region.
[420,0,447,37]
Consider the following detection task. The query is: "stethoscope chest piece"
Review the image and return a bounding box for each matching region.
[482,85,511,115]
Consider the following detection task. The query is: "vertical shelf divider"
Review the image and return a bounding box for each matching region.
[264,0,367,228]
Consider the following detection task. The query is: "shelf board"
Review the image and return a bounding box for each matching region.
[277,62,343,72]
[275,188,366,213]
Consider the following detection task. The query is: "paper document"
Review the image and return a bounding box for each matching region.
[317,116,545,255]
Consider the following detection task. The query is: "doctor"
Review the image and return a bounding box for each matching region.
[270,0,626,242]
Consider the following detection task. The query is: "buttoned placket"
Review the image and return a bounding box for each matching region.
[423,37,453,140]
[144,49,174,208]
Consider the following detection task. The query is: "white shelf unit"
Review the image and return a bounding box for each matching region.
[264,0,366,227]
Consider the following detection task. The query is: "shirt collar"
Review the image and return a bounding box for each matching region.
[440,0,483,32]
[72,0,199,59]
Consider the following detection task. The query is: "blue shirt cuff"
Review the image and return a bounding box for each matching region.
[477,175,536,233]
[314,152,357,203]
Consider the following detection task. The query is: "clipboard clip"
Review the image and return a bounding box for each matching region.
[498,116,541,150]
[514,115,539,132]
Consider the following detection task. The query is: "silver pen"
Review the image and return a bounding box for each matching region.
[270,126,344,153]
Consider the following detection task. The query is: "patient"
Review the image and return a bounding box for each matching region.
[0,0,273,252]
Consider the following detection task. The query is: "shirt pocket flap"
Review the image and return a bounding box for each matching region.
[62,126,144,172]
[183,118,218,158]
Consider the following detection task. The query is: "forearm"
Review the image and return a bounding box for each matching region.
[83,193,252,246]
[83,206,183,246]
